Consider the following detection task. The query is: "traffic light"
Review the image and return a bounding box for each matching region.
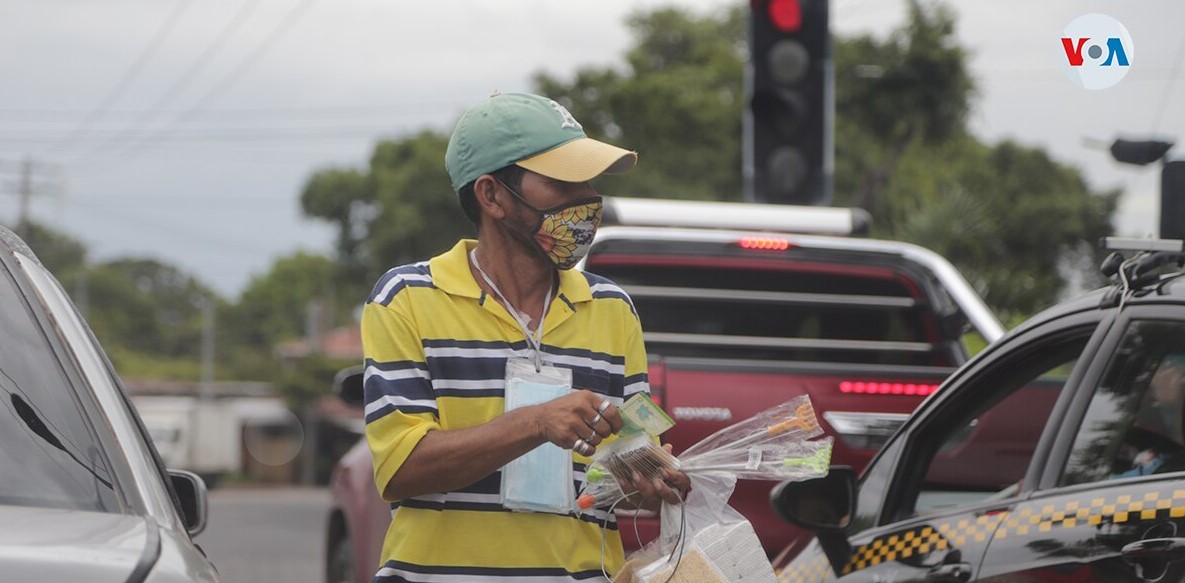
[745,0,831,205]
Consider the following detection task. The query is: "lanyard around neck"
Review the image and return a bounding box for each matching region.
[469,249,553,370]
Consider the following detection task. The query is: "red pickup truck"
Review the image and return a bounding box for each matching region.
[325,198,1004,583]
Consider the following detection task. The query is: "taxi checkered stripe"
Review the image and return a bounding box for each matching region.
[996,489,1185,538]
[777,489,1185,582]
[839,515,1004,576]
[778,553,833,583]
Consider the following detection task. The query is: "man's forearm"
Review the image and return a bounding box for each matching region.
[383,406,543,500]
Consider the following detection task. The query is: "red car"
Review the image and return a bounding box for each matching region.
[326,404,389,583]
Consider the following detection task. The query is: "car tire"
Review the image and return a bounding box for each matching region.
[327,533,354,583]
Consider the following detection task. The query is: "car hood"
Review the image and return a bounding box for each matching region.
[0,505,150,582]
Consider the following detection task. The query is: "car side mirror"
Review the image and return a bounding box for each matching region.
[335,365,365,408]
[169,469,208,537]
[771,465,857,531]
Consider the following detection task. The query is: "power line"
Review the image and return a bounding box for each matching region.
[0,102,469,121]
[68,0,262,163]
[41,0,195,157]
[72,0,321,175]
[62,198,275,254]
[1150,32,1185,138]
[1,126,402,144]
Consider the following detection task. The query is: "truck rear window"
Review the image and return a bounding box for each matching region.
[589,260,953,367]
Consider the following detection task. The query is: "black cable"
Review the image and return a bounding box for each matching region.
[42,0,195,157]
[67,0,262,164]
[71,0,320,176]
[1150,33,1185,137]
[660,493,687,583]
[601,492,635,581]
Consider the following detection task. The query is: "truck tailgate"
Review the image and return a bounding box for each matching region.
[648,357,956,553]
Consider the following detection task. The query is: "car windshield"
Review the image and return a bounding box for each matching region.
[0,257,121,513]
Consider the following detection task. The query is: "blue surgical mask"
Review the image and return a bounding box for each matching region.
[501,377,575,514]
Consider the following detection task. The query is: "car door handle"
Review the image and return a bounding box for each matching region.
[1121,537,1185,561]
[926,562,972,582]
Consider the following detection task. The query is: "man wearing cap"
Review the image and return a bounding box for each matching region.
[360,93,688,582]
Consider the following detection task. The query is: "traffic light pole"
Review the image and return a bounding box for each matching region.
[1104,137,1183,239]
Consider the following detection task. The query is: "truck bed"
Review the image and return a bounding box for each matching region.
[584,226,1002,553]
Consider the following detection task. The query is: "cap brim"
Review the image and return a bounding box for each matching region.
[515,137,637,183]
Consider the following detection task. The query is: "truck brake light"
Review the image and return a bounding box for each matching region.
[738,236,792,251]
[648,360,667,408]
[839,381,940,396]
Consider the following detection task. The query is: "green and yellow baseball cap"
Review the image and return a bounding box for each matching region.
[445,92,637,192]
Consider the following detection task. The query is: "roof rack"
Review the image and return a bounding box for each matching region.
[1100,237,1185,292]
[601,197,871,236]
[1101,237,1185,252]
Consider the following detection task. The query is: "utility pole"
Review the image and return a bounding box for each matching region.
[200,297,215,401]
[0,156,62,240]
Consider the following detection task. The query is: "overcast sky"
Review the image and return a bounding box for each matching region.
[1,0,1182,298]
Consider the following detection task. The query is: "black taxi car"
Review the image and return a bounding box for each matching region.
[774,238,1185,582]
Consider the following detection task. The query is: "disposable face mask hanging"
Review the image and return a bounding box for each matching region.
[501,359,575,514]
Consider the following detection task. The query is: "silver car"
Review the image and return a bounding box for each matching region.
[0,226,220,582]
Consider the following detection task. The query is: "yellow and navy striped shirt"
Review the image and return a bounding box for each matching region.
[361,239,651,582]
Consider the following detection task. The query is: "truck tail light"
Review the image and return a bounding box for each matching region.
[737,236,792,251]
[839,381,940,396]
[648,360,667,408]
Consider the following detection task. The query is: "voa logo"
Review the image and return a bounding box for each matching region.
[1060,13,1134,90]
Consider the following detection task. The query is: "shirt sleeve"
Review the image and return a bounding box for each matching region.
[621,296,651,400]
[360,297,440,501]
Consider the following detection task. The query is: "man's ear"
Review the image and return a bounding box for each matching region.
[473,175,508,220]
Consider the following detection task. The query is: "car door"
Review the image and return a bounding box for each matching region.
[978,309,1185,582]
[779,313,1103,583]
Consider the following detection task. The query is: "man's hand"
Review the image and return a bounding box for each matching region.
[621,444,691,511]
[532,390,623,456]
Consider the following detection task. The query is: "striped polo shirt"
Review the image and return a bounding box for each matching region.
[361,239,651,582]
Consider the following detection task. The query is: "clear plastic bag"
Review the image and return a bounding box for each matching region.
[678,395,824,460]
[615,473,778,582]
[599,396,830,582]
[580,395,830,510]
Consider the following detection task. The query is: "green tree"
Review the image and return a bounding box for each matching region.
[887,138,1118,317]
[365,131,473,274]
[296,131,471,298]
[19,220,87,276]
[534,5,747,200]
[81,258,218,376]
[225,251,338,351]
[300,167,373,287]
[832,0,976,214]
[828,1,1116,316]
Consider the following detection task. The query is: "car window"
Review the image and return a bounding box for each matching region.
[887,328,1092,522]
[1061,320,1185,486]
[0,262,121,512]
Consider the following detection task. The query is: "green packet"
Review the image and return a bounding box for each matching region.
[619,393,676,436]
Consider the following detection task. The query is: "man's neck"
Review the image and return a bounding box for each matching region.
[471,238,554,328]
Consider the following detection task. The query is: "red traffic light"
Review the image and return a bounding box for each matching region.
[768,0,802,32]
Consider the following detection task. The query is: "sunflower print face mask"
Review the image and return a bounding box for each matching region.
[495,178,603,270]
[531,198,603,269]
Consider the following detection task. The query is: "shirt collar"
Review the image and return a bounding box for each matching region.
[430,239,593,304]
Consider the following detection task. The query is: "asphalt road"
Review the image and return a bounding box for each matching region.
[196,486,331,583]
